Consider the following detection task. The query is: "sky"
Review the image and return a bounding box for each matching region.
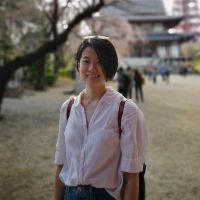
[163,0,173,15]
[163,0,200,15]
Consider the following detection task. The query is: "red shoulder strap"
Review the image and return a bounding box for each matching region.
[66,97,75,120]
[118,99,126,138]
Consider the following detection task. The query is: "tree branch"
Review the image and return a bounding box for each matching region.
[4,0,105,72]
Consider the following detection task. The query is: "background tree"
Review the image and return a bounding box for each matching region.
[38,0,69,83]
[181,41,200,59]
[0,0,50,91]
[0,0,114,119]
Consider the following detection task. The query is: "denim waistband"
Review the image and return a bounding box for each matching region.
[65,185,116,200]
[66,185,104,192]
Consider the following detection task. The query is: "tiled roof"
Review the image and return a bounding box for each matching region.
[147,32,194,42]
[114,0,166,16]
[127,15,184,28]
[102,0,166,17]
[101,0,183,28]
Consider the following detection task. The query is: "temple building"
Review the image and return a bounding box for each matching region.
[100,0,194,69]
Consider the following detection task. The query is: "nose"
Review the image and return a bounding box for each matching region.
[88,62,97,71]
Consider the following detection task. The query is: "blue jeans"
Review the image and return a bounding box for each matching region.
[64,185,116,200]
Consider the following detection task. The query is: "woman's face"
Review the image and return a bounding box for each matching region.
[78,47,106,87]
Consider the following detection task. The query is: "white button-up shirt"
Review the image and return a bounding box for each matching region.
[55,87,147,200]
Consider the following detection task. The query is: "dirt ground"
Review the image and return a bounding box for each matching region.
[0,75,200,200]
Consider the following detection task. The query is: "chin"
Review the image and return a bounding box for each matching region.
[92,83,106,89]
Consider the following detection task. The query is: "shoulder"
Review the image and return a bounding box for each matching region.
[124,99,139,111]
[123,99,144,119]
[60,95,77,112]
[105,86,123,100]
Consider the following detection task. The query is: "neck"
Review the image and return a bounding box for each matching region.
[83,85,107,102]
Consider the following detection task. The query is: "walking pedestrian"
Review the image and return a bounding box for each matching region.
[152,67,157,84]
[126,66,134,99]
[117,67,131,98]
[134,69,144,102]
[54,36,147,200]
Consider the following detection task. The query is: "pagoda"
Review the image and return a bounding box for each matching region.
[101,0,194,69]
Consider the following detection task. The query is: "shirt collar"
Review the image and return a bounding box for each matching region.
[73,93,81,107]
[102,86,120,105]
[73,86,120,107]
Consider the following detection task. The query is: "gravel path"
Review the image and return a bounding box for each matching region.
[0,75,199,200]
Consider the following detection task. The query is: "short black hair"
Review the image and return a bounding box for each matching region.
[75,37,118,81]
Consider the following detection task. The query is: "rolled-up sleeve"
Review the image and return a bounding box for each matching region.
[54,101,68,165]
[120,99,147,173]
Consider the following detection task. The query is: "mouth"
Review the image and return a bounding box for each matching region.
[86,74,100,79]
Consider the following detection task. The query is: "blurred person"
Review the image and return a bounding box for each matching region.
[152,67,157,84]
[126,66,134,99]
[54,36,147,200]
[117,67,131,98]
[165,68,170,84]
[134,69,144,102]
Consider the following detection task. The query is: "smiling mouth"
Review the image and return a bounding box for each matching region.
[87,74,100,78]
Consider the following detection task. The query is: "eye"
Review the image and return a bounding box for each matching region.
[82,60,90,64]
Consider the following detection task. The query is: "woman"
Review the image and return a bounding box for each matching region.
[54,36,147,200]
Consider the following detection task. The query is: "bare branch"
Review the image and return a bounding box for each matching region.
[39,1,53,23]
[4,0,105,72]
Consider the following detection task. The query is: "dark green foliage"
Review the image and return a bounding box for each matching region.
[46,64,55,86]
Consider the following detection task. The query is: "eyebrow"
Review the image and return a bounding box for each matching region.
[81,56,90,59]
[81,56,100,61]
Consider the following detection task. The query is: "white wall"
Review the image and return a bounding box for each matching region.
[169,43,179,57]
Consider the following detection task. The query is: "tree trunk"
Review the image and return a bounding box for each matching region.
[53,46,65,82]
[0,66,13,119]
[54,50,60,82]
[35,58,47,91]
